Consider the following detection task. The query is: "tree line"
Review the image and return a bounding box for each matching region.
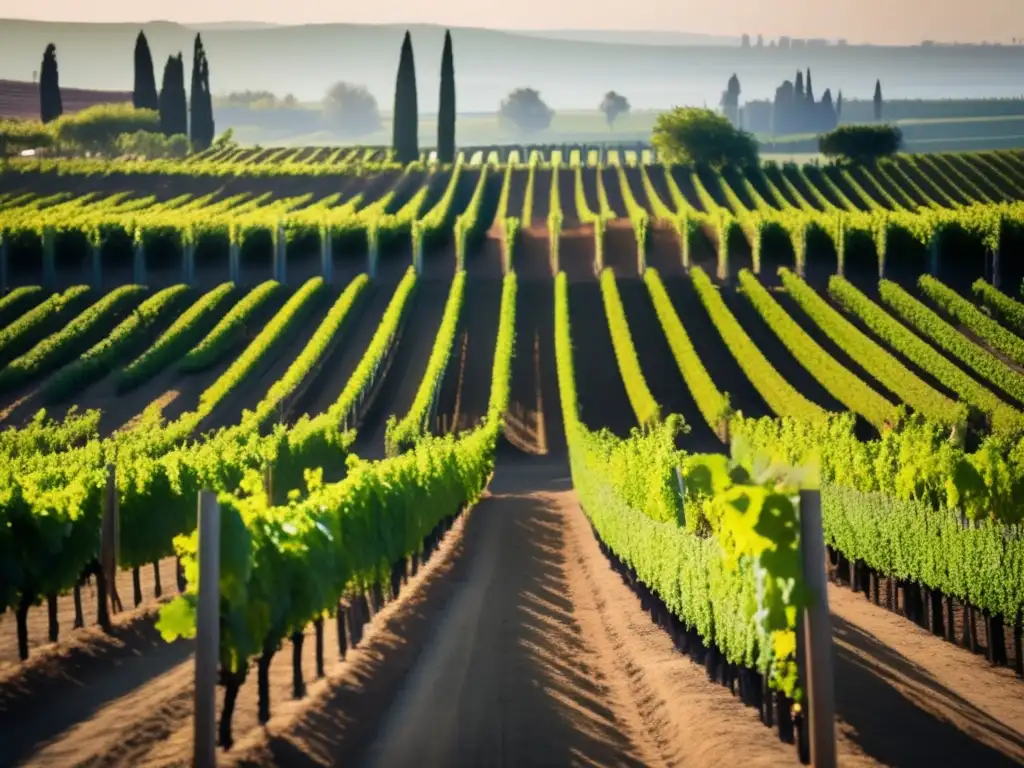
[734,70,886,136]
[37,32,216,150]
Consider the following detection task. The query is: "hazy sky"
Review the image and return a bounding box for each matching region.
[0,2,1021,46]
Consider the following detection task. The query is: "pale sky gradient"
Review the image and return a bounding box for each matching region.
[0,1,1021,46]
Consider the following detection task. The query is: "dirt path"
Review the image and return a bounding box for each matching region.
[291,279,396,423]
[352,279,451,459]
[617,279,721,451]
[603,222,640,277]
[503,282,564,457]
[202,284,337,432]
[558,168,579,227]
[0,559,180,669]
[721,286,847,413]
[662,277,772,421]
[828,584,1024,766]
[506,168,528,223]
[646,226,686,276]
[531,168,553,226]
[433,279,501,436]
[568,281,637,438]
[356,460,796,768]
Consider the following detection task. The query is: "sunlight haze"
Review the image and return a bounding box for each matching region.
[0,0,1020,45]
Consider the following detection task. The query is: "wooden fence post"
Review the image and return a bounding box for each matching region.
[798,489,837,768]
[99,463,122,629]
[228,241,241,284]
[194,490,221,768]
[133,240,147,286]
[42,226,56,289]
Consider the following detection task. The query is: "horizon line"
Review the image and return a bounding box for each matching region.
[0,17,1006,47]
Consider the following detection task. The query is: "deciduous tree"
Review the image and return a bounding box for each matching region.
[499,88,554,134]
[600,91,630,128]
[652,107,758,168]
[323,82,382,137]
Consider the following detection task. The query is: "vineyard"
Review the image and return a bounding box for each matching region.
[0,146,1023,767]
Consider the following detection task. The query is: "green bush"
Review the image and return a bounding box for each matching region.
[819,124,903,163]
[52,104,160,155]
[652,107,758,168]
[116,130,190,159]
[0,118,53,156]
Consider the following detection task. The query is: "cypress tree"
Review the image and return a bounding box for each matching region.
[159,54,187,137]
[805,68,814,103]
[794,71,804,101]
[873,79,884,121]
[190,34,215,148]
[392,31,419,164]
[837,90,843,119]
[133,31,159,111]
[201,55,215,145]
[39,43,62,124]
[437,30,456,163]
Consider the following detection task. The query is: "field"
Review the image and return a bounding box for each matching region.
[1,147,1023,767]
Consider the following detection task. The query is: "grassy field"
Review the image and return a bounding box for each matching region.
[221,107,1024,153]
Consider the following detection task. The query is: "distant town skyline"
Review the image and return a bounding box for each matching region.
[0,2,1021,47]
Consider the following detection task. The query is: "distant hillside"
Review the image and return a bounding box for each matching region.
[0,20,1021,112]
[508,29,738,46]
[0,79,131,120]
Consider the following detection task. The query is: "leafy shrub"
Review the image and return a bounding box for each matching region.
[819,124,903,163]
[652,107,758,168]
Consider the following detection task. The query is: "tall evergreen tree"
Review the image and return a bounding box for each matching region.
[794,70,805,101]
[39,43,62,124]
[873,79,884,121]
[437,30,456,163]
[133,31,159,110]
[805,68,814,103]
[837,90,843,119]
[159,54,187,136]
[190,34,215,148]
[392,31,419,164]
[201,55,215,144]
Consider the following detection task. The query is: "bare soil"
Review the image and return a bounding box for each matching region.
[721,285,847,413]
[352,279,451,459]
[828,584,1024,766]
[669,167,708,213]
[516,229,553,281]
[558,168,579,227]
[434,279,501,436]
[646,226,687,276]
[662,277,772,421]
[290,280,396,424]
[531,168,553,226]
[617,279,722,451]
[601,167,627,217]
[0,559,180,670]
[506,168,528,222]
[622,166,652,214]
[603,222,640,277]
[559,228,596,282]
[3,464,1022,768]
[580,167,601,216]
[568,281,636,438]
[502,282,564,457]
[200,284,338,432]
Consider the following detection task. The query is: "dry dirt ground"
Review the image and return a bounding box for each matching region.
[2,458,1023,767]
